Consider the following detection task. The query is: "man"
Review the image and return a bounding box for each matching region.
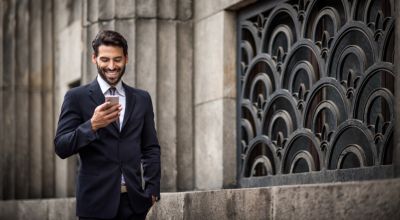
[54,30,160,220]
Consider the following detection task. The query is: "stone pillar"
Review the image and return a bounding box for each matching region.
[3,0,17,199]
[194,9,237,189]
[42,0,54,198]
[29,0,43,198]
[176,0,194,191]
[15,0,30,199]
[0,0,4,200]
[157,20,178,191]
[177,20,194,191]
[85,22,99,83]
[136,18,157,101]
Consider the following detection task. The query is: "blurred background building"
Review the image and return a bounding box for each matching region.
[0,0,399,219]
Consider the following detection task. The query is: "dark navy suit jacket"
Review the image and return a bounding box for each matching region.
[54,79,161,218]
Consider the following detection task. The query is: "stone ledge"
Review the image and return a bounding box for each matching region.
[1,179,399,220]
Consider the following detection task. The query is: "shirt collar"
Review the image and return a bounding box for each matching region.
[97,75,125,97]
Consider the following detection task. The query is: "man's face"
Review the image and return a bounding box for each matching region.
[92,45,128,86]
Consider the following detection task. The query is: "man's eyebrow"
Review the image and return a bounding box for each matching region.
[99,56,123,59]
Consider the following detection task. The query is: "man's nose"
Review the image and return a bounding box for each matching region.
[107,60,116,70]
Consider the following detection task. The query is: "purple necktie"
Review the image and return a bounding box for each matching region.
[109,87,120,130]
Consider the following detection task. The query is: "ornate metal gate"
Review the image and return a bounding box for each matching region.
[237,0,396,187]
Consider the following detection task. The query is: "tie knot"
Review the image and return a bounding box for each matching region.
[109,87,116,95]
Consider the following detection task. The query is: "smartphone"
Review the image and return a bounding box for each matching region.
[105,95,119,105]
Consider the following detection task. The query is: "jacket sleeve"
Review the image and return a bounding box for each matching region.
[54,90,98,159]
[141,92,161,200]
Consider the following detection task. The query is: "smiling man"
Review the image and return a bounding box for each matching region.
[54,30,161,220]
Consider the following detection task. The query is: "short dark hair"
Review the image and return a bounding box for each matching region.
[92,30,128,56]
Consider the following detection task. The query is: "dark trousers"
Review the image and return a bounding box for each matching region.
[79,193,148,220]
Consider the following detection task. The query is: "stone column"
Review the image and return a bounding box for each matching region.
[29,0,43,198]
[0,0,4,200]
[42,0,54,198]
[15,0,30,199]
[157,20,178,192]
[177,20,194,191]
[194,8,237,189]
[3,0,17,199]
[136,18,157,102]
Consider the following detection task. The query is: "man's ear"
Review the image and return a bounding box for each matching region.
[92,53,97,64]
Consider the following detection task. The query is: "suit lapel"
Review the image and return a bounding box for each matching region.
[88,80,105,106]
[121,83,136,132]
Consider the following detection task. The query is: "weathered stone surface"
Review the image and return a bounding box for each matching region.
[194,11,236,105]
[272,179,400,220]
[42,0,55,198]
[54,0,82,31]
[99,20,115,31]
[87,0,98,22]
[0,200,17,219]
[222,12,236,100]
[178,0,192,20]
[222,98,236,188]
[17,200,48,220]
[229,188,271,220]
[82,0,88,26]
[157,20,178,192]
[147,193,185,219]
[195,99,224,189]
[177,21,194,191]
[194,0,256,21]
[183,189,271,220]
[194,12,224,105]
[86,23,100,82]
[98,0,114,20]
[3,0,17,200]
[136,0,156,18]
[0,0,4,200]
[115,19,136,86]
[115,0,135,18]
[29,0,43,198]
[47,198,76,220]
[15,0,30,199]
[222,11,237,188]
[135,19,157,108]
[158,0,177,19]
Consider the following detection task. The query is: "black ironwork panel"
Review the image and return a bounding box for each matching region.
[238,0,396,187]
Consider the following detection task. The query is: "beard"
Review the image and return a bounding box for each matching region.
[96,63,126,86]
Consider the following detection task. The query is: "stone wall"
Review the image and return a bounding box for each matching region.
[1,178,399,220]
